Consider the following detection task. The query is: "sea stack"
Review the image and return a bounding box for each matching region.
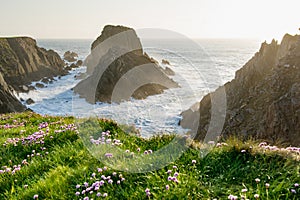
[181,33,300,146]
[74,25,179,103]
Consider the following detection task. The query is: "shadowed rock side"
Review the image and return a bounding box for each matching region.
[181,33,300,146]
[0,37,66,91]
[0,72,25,113]
[74,25,179,103]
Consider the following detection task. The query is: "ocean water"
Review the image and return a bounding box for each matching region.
[19,38,260,137]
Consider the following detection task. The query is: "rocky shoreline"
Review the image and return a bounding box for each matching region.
[0,37,81,112]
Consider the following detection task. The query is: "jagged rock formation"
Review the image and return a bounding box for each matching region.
[63,51,78,62]
[0,37,67,92]
[74,25,179,103]
[0,36,68,113]
[181,33,300,146]
[0,72,25,113]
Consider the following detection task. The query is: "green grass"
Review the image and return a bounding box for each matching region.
[0,112,299,199]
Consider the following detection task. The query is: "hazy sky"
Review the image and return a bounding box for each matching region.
[1,0,299,41]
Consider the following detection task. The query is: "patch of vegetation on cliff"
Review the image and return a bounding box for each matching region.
[0,112,299,199]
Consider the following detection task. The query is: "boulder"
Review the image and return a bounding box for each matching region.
[25,98,35,105]
[35,83,44,88]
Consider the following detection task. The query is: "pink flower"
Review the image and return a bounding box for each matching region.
[33,194,38,199]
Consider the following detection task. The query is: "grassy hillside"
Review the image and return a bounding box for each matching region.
[0,112,299,199]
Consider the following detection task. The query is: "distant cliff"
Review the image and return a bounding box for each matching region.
[0,37,66,91]
[74,25,179,103]
[181,34,300,146]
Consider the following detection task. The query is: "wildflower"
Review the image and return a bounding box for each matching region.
[241,150,246,153]
[105,153,113,158]
[108,179,113,184]
[112,172,117,176]
[254,194,259,199]
[173,166,177,169]
[83,197,89,200]
[265,183,270,188]
[97,192,101,197]
[97,168,103,173]
[117,180,121,184]
[291,189,297,194]
[33,194,38,199]
[241,188,248,193]
[192,160,196,164]
[121,178,125,181]
[103,193,108,197]
[90,191,93,194]
[94,186,99,191]
[76,184,81,189]
[100,180,105,186]
[125,149,130,153]
[103,166,107,171]
[145,188,151,196]
[174,172,179,177]
[166,185,170,190]
[82,190,86,194]
[255,178,260,183]
[24,184,28,188]
[137,148,140,152]
[168,176,172,181]
[91,173,96,177]
[148,150,153,154]
[228,194,238,200]
[75,192,80,196]
[84,182,89,187]
[144,151,148,155]
[295,183,299,187]
[208,141,215,145]
[167,170,172,174]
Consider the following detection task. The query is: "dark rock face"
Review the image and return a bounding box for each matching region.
[0,72,25,113]
[181,34,300,146]
[74,25,179,103]
[63,51,78,62]
[0,36,67,113]
[0,37,67,91]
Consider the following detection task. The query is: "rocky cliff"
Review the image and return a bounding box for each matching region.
[0,37,66,91]
[0,72,25,113]
[181,34,300,146]
[74,25,179,103]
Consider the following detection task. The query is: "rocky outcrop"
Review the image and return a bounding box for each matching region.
[0,37,67,91]
[63,51,78,62]
[74,25,179,103]
[181,33,300,146]
[0,72,25,113]
[162,59,170,65]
